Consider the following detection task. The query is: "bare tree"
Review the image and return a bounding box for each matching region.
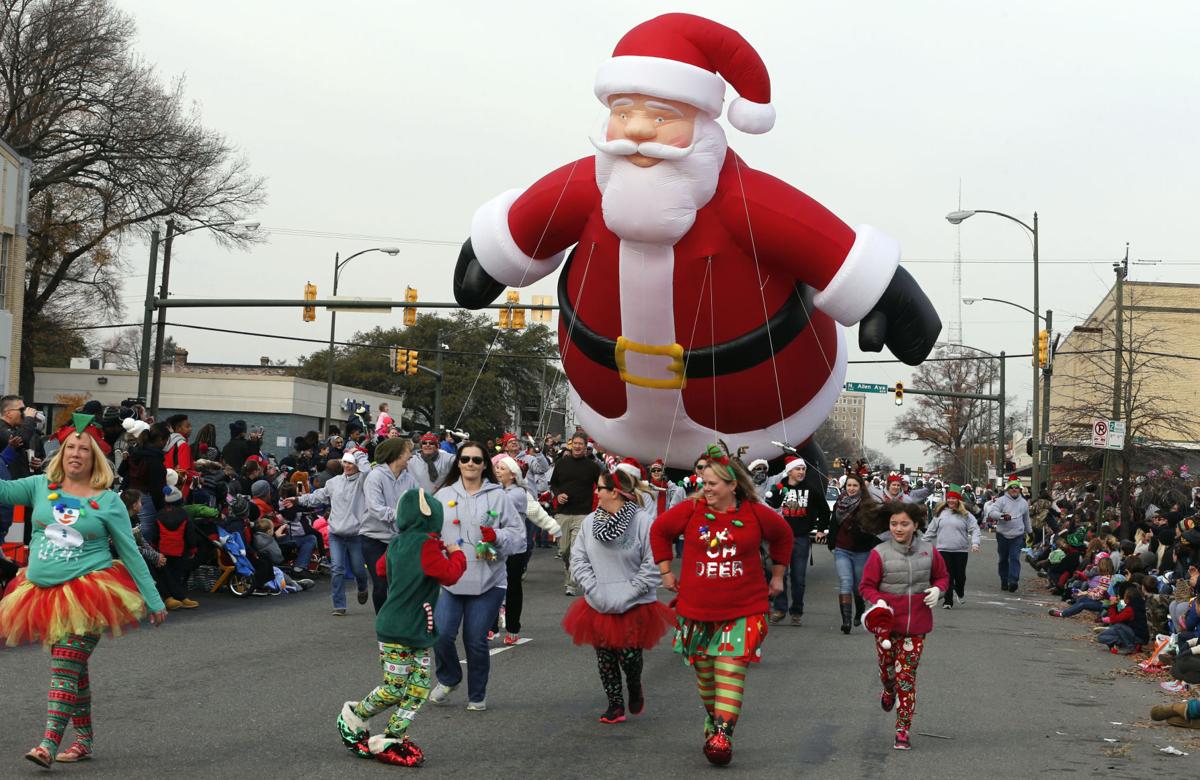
[886,348,1010,484]
[0,0,266,393]
[96,326,176,372]
[814,419,858,467]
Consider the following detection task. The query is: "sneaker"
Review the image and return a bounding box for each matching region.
[371,736,424,768]
[357,589,369,605]
[165,597,183,610]
[1048,609,1063,617]
[332,608,347,616]
[180,598,200,609]
[1161,680,1189,693]
[894,730,911,750]
[337,702,372,758]
[298,579,315,591]
[429,683,457,705]
[564,586,577,596]
[503,633,520,646]
[599,705,626,724]
[880,688,896,712]
[791,614,803,627]
[768,610,785,624]
[628,684,645,715]
[291,567,308,578]
[958,594,966,605]
[942,602,953,610]
[487,630,497,641]
[466,699,487,712]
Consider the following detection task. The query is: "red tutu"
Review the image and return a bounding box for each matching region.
[0,562,147,648]
[561,597,676,649]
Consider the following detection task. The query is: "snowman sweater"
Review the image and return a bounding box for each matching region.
[0,475,165,611]
[651,499,792,622]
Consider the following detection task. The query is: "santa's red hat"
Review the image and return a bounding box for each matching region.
[784,456,806,476]
[499,432,518,447]
[616,457,647,481]
[886,473,904,485]
[861,600,895,649]
[594,13,776,134]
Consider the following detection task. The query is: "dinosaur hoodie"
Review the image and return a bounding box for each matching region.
[375,489,466,647]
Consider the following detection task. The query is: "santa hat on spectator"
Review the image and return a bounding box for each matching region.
[861,600,895,649]
[499,432,519,448]
[491,453,526,487]
[164,469,182,504]
[784,456,806,476]
[616,457,647,481]
[420,432,439,444]
[747,458,769,472]
[594,13,776,134]
[886,473,904,486]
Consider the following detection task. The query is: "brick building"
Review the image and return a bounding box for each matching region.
[0,138,31,394]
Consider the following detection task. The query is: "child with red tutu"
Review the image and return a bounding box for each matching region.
[0,414,167,768]
[562,467,673,724]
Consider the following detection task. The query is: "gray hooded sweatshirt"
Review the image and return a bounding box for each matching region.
[570,504,661,614]
[362,464,419,541]
[435,479,526,596]
[297,449,370,536]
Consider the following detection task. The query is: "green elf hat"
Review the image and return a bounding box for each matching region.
[54,412,112,455]
[946,484,962,501]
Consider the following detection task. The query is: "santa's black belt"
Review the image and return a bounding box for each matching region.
[556,253,813,390]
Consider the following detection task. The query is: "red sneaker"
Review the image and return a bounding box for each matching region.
[880,688,896,712]
[894,729,911,750]
[372,737,424,767]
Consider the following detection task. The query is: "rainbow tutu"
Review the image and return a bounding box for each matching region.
[0,562,147,647]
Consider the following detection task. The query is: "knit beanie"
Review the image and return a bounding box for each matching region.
[250,479,271,499]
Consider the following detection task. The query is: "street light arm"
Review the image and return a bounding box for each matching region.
[969,209,1035,235]
[171,219,260,237]
[965,296,1044,321]
[335,246,401,279]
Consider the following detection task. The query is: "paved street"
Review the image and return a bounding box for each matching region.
[0,539,1192,778]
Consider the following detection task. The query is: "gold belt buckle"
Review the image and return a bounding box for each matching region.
[614,336,687,390]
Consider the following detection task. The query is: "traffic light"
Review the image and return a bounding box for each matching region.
[894,381,904,406]
[406,350,419,376]
[404,286,418,327]
[1037,329,1049,367]
[531,294,553,323]
[303,282,317,322]
[392,348,407,373]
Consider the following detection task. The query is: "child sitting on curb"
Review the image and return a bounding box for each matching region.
[1096,580,1148,654]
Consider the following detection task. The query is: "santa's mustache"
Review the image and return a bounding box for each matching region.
[589,135,696,160]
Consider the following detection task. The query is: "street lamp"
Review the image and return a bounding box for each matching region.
[962,296,1044,322]
[324,247,401,432]
[935,341,1006,484]
[947,207,1040,495]
[143,219,260,416]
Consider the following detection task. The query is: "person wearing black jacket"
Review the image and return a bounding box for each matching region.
[221,420,261,471]
[827,473,882,634]
[764,457,831,626]
[549,434,603,596]
[119,424,170,546]
[0,394,40,479]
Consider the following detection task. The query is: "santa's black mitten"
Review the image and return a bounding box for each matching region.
[453,238,506,309]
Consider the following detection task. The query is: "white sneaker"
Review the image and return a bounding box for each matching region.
[429,683,457,705]
[466,699,487,712]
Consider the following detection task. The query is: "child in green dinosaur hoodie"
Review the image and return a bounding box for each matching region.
[336,489,466,767]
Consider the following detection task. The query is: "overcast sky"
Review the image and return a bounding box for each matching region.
[111,1,1199,466]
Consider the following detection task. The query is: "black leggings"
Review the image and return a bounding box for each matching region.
[498,551,531,633]
[596,647,643,707]
[941,551,969,604]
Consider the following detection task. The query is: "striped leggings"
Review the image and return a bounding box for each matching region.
[42,634,100,752]
[692,657,748,737]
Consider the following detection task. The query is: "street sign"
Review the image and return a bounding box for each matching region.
[843,382,890,394]
[1091,418,1108,448]
[1106,420,1126,450]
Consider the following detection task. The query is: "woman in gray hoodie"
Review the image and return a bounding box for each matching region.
[922,485,980,609]
[563,468,673,724]
[295,448,372,615]
[428,442,525,711]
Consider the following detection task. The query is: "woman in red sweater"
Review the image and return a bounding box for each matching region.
[859,502,949,751]
[650,445,792,766]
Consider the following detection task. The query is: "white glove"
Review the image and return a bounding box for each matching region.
[1188,637,1199,648]
[923,587,941,608]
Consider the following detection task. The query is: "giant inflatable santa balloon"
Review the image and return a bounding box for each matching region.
[454,13,941,468]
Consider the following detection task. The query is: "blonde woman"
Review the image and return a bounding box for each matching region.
[0,414,166,767]
[923,485,980,608]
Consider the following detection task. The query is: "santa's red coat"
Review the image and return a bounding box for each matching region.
[470,150,899,466]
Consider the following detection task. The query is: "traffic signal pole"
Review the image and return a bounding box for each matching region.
[1040,309,1054,490]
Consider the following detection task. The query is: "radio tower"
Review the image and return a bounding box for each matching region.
[948,179,963,344]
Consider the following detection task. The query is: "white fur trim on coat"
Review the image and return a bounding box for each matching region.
[470,189,568,288]
[594,55,726,117]
[813,224,900,326]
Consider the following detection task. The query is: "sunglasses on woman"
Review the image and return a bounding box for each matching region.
[458,455,485,465]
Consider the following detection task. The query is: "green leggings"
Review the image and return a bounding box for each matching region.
[353,643,432,738]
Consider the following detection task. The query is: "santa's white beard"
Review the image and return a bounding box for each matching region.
[593,117,728,245]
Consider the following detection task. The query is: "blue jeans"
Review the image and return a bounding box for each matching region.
[288,533,318,572]
[996,533,1023,586]
[434,586,507,703]
[1097,623,1142,651]
[328,533,368,610]
[833,548,871,595]
[1061,597,1103,617]
[772,536,811,615]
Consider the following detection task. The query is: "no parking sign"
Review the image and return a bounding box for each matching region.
[1091,419,1109,448]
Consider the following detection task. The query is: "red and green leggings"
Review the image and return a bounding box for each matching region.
[41,633,100,753]
[691,657,749,737]
[876,634,925,734]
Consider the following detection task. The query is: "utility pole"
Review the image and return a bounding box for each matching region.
[998,350,1006,487]
[1030,211,1041,498]
[433,330,444,431]
[1040,308,1053,492]
[149,219,177,418]
[137,228,161,401]
[324,252,340,435]
[1113,246,1129,528]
